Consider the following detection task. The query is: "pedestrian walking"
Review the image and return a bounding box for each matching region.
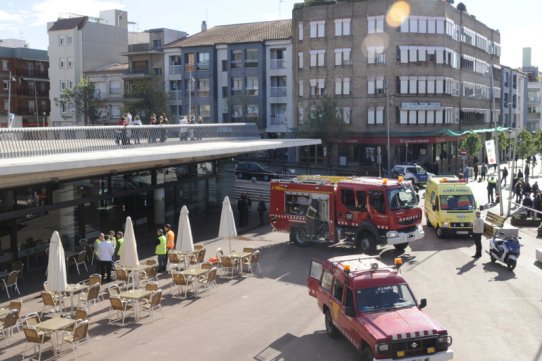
[481,164,487,181]
[515,179,524,204]
[155,228,167,272]
[501,166,508,187]
[131,115,142,144]
[472,211,484,258]
[487,176,496,203]
[473,160,479,181]
[97,234,115,281]
[237,194,247,227]
[464,166,470,182]
[525,164,530,182]
[257,197,267,226]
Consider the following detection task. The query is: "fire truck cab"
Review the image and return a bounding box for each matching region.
[270,176,424,253]
[307,255,454,361]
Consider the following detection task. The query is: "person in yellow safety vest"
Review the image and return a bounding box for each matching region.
[115,231,124,258]
[155,229,167,272]
[164,224,175,251]
[94,233,105,272]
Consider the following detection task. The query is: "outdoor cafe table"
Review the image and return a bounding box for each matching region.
[63,283,88,313]
[118,289,152,321]
[229,251,252,273]
[123,264,149,289]
[35,317,77,356]
[180,268,209,293]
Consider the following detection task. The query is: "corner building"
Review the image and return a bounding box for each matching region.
[293,0,501,174]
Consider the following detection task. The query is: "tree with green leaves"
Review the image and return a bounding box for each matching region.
[54,78,100,125]
[460,132,482,161]
[124,76,167,122]
[300,97,347,144]
[516,129,534,160]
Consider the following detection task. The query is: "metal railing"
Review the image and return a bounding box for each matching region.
[0,123,260,159]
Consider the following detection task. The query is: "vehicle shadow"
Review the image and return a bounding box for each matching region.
[253,331,359,361]
[482,261,517,281]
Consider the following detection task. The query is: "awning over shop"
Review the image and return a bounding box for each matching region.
[340,127,509,145]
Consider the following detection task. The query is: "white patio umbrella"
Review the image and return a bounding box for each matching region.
[120,216,140,267]
[176,205,194,253]
[218,196,237,253]
[46,231,67,292]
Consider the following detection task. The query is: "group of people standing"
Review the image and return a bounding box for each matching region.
[94,230,125,282]
[115,112,143,145]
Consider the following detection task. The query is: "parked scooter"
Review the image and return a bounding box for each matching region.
[487,231,522,271]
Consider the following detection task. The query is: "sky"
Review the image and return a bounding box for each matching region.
[0,0,541,68]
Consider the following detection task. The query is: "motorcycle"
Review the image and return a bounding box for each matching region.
[487,231,522,271]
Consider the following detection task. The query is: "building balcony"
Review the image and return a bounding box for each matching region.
[270,86,287,98]
[270,114,287,125]
[126,43,162,54]
[270,59,286,70]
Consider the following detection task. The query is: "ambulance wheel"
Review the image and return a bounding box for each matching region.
[506,259,516,271]
[357,232,377,254]
[324,309,338,339]
[436,226,445,239]
[394,243,408,252]
[290,226,309,247]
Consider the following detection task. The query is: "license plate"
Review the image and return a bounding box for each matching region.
[457,231,469,235]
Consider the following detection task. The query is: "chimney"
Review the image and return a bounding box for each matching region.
[201,21,207,32]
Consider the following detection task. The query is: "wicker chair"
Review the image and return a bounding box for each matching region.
[72,250,89,275]
[141,289,164,322]
[108,296,134,326]
[8,298,23,333]
[60,319,92,359]
[0,309,19,344]
[78,284,100,311]
[198,267,218,294]
[220,256,237,279]
[11,261,24,283]
[200,261,213,270]
[21,326,54,361]
[41,291,63,318]
[243,250,262,275]
[1,270,21,298]
[171,272,193,299]
[168,252,184,272]
[114,268,131,290]
[107,284,121,298]
[73,307,88,321]
[23,312,41,327]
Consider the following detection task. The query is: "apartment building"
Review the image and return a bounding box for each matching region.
[293,0,501,172]
[500,66,526,130]
[47,10,129,126]
[0,45,50,127]
[163,20,293,136]
[123,28,188,121]
[85,63,128,124]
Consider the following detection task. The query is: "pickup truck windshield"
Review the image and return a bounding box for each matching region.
[356,284,416,313]
[387,186,417,210]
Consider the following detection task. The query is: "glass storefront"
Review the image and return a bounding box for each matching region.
[0,159,236,270]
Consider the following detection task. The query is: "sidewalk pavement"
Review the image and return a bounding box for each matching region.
[0,206,266,307]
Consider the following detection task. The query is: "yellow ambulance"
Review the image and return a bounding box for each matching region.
[424,177,477,238]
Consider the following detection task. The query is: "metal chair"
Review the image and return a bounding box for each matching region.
[8,298,23,333]
[198,267,218,294]
[0,309,19,344]
[220,255,237,279]
[72,250,89,275]
[1,270,21,298]
[171,272,193,299]
[108,296,134,326]
[114,268,131,290]
[40,291,64,318]
[168,252,184,272]
[11,261,24,283]
[21,326,54,361]
[23,312,41,327]
[60,319,92,359]
[243,250,262,275]
[141,289,164,322]
[78,284,100,311]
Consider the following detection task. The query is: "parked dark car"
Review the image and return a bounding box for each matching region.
[235,162,295,181]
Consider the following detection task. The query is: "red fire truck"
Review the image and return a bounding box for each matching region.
[270,176,424,253]
[307,255,454,361]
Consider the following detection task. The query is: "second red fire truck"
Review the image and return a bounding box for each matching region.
[270,176,424,253]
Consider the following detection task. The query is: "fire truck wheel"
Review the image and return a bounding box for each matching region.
[290,226,309,247]
[394,242,408,252]
[357,232,377,254]
[324,309,338,338]
[361,344,374,361]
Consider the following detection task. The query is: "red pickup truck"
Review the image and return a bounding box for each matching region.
[307,255,454,361]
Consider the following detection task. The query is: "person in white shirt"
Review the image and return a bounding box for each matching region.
[97,235,115,281]
[472,211,484,258]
